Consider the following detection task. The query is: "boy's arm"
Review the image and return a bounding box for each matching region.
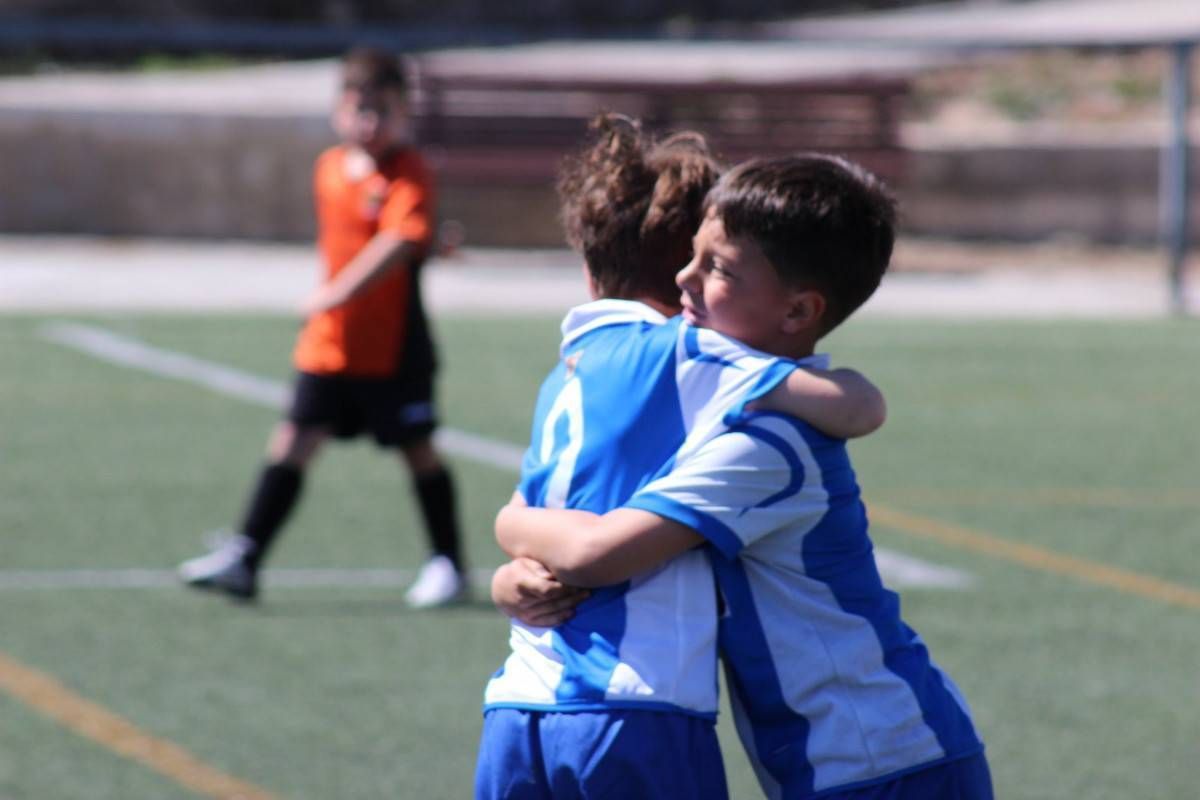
[495,504,704,588]
[496,419,808,590]
[752,367,886,439]
[302,232,422,315]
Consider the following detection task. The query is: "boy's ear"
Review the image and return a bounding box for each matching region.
[583,264,602,300]
[782,289,826,334]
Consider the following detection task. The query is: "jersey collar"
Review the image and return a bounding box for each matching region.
[794,352,831,369]
[680,321,830,370]
[560,299,669,353]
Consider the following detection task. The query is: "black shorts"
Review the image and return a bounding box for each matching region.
[286,370,437,448]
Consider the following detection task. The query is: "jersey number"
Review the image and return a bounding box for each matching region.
[539,376,584,509]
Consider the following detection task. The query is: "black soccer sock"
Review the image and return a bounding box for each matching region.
[237,463,304,570]
[413,467,463,570]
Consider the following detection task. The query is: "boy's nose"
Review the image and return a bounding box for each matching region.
[676,258,698,289]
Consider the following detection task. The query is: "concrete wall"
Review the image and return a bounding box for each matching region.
[901,143,1197,244]
[0,108,329,240]
[0,105,572,244]
[1,104,1197,247]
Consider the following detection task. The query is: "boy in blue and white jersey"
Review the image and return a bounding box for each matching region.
[630,411,988,799]
[476,119,887,800]
[497,156,992,799]
[484,303,797,712]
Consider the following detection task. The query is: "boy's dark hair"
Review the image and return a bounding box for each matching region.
[706,154,896,334]
[558,114,720,308]
[341,48,407,95]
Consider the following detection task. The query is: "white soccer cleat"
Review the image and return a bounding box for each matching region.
[405,555,468,608]
[178,533,259,601]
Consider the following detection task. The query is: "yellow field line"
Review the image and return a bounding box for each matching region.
[874,487,1200,509]
[871,504,1200,610]
[0,651,278,800]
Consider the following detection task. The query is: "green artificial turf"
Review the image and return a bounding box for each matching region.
[0,313,1196,799]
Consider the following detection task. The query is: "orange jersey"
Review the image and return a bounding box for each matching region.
[294,145,435,376]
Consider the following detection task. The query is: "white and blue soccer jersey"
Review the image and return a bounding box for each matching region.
[627,413,986,799]
[483,299,797,718]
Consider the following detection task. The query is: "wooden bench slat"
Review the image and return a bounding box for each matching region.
[410,68,910,183]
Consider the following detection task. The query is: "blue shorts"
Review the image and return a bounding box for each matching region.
[474,708,728,800]
[818,753,993,800]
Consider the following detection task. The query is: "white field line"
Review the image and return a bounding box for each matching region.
[39,321,525,470]
[0,567,498,591]
[33,321,971,591]
[42,321,289,408]
[0,560,969,592]
[872,549,972,590]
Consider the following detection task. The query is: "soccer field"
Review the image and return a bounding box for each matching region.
[1,312,1197,799]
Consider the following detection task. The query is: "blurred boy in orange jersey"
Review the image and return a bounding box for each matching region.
[180,48,466,607]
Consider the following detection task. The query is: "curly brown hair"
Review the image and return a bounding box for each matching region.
[558,114,720,309]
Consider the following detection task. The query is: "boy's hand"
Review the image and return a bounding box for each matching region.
[491,557,588,628]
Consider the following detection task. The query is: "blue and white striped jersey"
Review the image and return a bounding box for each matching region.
[627,413,985,798]
[484,299,797,717]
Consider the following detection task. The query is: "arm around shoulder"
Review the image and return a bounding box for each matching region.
[756,366,886,439]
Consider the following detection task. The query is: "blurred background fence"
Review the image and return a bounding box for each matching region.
[0,0,1196,262]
